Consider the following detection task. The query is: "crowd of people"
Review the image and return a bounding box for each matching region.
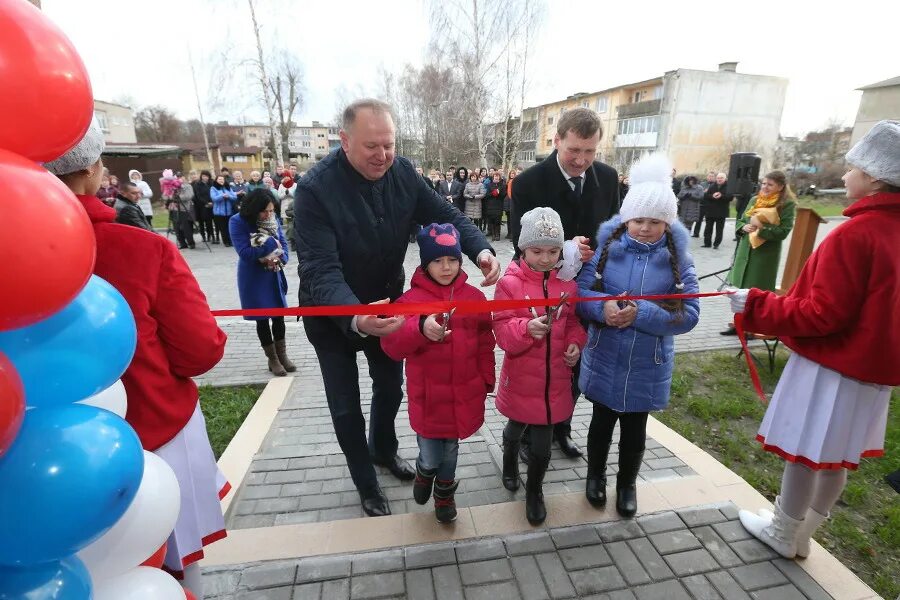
[65,98,898,589]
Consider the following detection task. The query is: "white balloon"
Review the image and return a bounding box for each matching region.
[77,379,128,417]
[79,451,181,583]
[93,566,186,600]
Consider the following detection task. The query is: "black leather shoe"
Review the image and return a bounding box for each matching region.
[720,325,737,336]
[372,454,416,480]
[616,486,637,518]
[519,443,531,465]
[557,434,583,458]
[359,486,391,517]
[585,476,607,507]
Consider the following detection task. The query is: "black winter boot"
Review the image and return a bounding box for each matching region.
[413,461,436,505]
[501,435,520,491]
[585,439,611,507]
[525,453,550,525]
[519,427,532,465]
[615,449,644,518]
[433,479,459,523]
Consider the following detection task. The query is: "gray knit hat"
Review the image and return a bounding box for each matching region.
[43,118,106,175]
[518,207,565,250]
[845,120,900,187]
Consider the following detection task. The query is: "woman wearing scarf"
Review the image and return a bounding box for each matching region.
[210,175,237,247]
[450,167,469,214]
[228,189,295,376]
[721,170,796,335]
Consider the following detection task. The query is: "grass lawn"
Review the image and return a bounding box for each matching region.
[794,194,849,218]
[658,349,899,599]
[198,384,264,459]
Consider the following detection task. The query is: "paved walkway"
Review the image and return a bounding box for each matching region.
[203,503,833,600]
[186,218,843,387]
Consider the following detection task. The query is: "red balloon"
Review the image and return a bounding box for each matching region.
[185,591,197,600]
[0,149,95,330]
[0,351,24,457]
[0,0,93,162]
[140,543,168,569]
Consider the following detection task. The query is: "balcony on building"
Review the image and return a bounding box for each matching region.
[616,98,662,119]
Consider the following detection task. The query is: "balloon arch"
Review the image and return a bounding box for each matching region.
[0,1,188,597]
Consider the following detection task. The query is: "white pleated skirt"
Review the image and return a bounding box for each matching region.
[154,403,230,576]
[757,353,890,470]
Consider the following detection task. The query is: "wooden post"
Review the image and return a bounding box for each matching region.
[778,207,826,294]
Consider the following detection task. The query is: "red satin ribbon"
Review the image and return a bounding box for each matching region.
[210,290,767,403]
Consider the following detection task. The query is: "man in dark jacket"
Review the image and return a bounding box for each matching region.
[114,181,153,231]
[703,172,731,249]
[294,99,499,517]
[510,107,620,459]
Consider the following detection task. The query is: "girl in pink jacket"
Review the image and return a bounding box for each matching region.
[493,207,587,525]
[381,224,496,524]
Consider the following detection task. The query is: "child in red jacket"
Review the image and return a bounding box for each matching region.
[729,120,900,559]
[381,223,496,523]
[493,207,587,525]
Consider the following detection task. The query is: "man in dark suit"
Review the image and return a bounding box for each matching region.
[510,107,620,459]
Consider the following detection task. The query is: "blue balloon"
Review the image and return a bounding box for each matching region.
[0,275,136,407]
[0,556,92,599]
[0,405,143,566]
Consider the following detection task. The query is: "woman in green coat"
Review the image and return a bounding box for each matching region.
[722,170,796,335]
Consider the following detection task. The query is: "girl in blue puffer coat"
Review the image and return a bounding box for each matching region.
[576,154,700,519]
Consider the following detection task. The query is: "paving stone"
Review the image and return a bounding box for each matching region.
[350,571,405,599]
[504,531,555,555]
[769,559,831,600]
[241,484,283,499]
[712,521,754,543]
[282,481,325,496]
[628,538,676,580]
[705,571,752,600]
[681,574,723,600]
[296,555,352,583]
[718,504,740,520]
[351,549,404,575]
[293,581,322,600]
[203,570,241,596]
[432,564,464,600]
[632,580,692,600]
[239,562,297,589]
[749,585,808,600]
[550,524,602,548]
[607,541,651,586]
[240,588,294,600]
[230,514,275,528]
[406,568,436,600]
[640,468,681,483]
[405,543,458,569]
[647,529,703,555]
[463,581,522,600]
[597,520,644,542]
[254,458,290,471]
[728,564,789,592]
[678,507,728,528]
[730,540,780,563]
[534,552,577,599]
[645,457,687,470]
[265,470,306,484]
[459,558,513,586]
[273,511,321,525]
[569,566,627,595]
[559,544,613,570]
[664,549,720,577]
[254,497,301,514]
[509,555,550,600]
[638,512,685,534]
[691,526,743,568]
[455,538,507,563]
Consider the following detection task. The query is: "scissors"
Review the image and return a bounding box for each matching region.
[440,287,456,340]
[544,292,570,329]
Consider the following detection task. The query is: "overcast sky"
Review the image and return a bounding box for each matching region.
[44,0,898,137]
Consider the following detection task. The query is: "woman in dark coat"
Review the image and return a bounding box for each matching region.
[192,170,215,243]
[484,172,506,241]
[450,167,469,214]
[228,189,295,376]
[677,176,704,232]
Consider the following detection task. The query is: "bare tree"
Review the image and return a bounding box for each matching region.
[706,125,766,172]
[134,105,184,143]
[247,0,283,169]
[268,51,305,162]
[187,45,216,168]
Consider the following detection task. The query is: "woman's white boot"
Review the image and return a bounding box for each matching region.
[739,496,804,559]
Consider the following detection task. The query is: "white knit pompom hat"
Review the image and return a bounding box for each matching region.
[845,120,900,187]
[619,153,679,224]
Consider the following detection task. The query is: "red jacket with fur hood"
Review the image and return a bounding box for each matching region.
[744,192,900,385]
[381,268,495,439]
[75,195,227,449]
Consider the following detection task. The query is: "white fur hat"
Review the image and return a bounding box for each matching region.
[619,153,679,224]
[845,120,900,187]
[44,118,106,175]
